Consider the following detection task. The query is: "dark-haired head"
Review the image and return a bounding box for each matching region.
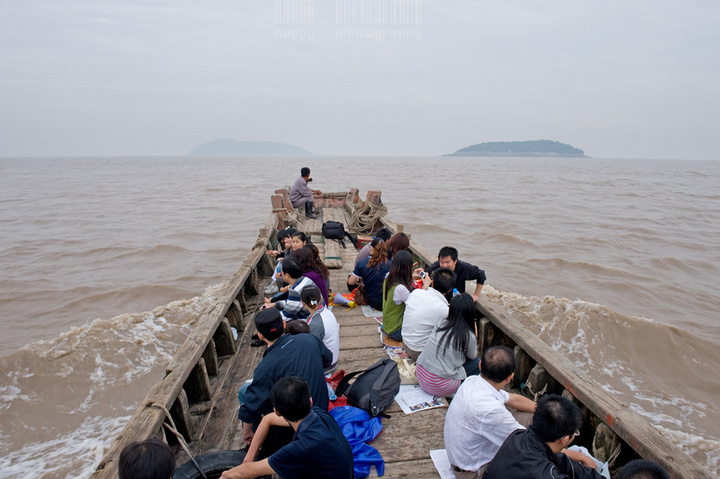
[438,246,459,262]
[480,346,516,383]
[436,293,476,355]
[374,227,393,242]
[291,231,308,251]
[384,250,414,301]
[271,376,312,422]
[617,460,670,479]
[285,320,310,335]
[119,438,174,479]
[386,232,410,259]
[300,283,322,310]
[368,238,389,270]
[293,245,329,280]
[281,257,303,280]
[430,267,456,295]
[530,394,582,443]
[301,167,310,177]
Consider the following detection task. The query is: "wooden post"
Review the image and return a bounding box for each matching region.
[258,251,276,277]
[169,389,193,441]
[236,291,247,314]
[202,339,219,376]
[478,318,491,353]
[226,300,244,331]
[214,318,237,356]
[245,269,260,296]
[185,358,212,403]
[513,346,535,389]
[366,190,382,205]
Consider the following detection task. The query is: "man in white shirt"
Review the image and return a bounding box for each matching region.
[444,346,536,478]
[401,267,456,361]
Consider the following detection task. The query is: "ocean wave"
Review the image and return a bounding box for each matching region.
[0,415,130,479]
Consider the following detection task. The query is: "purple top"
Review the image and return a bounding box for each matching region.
[304,270,329,307]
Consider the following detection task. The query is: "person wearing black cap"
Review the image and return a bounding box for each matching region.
[238,308,333,454]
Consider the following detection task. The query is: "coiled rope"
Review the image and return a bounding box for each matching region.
[348,200,387,235]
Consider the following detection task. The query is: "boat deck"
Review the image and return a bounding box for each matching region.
[175,207,445,478]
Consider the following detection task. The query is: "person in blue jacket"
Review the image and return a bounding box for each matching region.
[238,308,332,453]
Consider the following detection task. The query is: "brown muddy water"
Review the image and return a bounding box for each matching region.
[0,156,718,477]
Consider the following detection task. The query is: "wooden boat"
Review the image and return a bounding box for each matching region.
[91,188,710,479]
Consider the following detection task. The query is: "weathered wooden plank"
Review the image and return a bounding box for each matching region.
[371,429,446,463]
[340,324,382,338]
[336,313,378,327]
[321,207,343,269]
[340,334,384,351]
[475,297,711,479]
[367,459,439,479]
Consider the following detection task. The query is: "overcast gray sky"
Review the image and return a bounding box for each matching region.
[1,1,718,159]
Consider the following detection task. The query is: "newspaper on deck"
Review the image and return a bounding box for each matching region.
[429,449,456,479]
[394,384,447,414]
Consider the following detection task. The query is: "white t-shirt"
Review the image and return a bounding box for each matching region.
[307,306,340,367]
[401,287,449,352]
[444,375,525,472]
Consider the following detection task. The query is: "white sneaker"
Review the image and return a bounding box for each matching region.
[264,283,279,295]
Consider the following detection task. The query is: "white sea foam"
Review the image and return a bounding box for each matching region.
[653,425,720,476]
[0,415,130,479]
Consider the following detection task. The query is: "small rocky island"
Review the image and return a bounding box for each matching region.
[188,139,311,156]
[445,140,587,157]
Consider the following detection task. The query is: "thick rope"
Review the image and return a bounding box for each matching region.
[605,442,622,468]
[524,380,548,402]
[348,200,388,235]
[151,403,208,479]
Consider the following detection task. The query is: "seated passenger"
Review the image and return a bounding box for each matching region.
[238,308,332,449]
[381,250,417,342]
[484,394,603,479]
[289,167,321,219]
[347,238,391,311]
[354,227,392,268]
[301,285,340,372]
[617,459,670,479]
[264,257,314,321]
[415,293,480,397]
[401,267,456,361]
[264,227,297,295]
[385,232,410,260]
[444,346,536,478]
[119,438,175,479]
[223,376,354,479]
[426,246,487,302]
[293,245,330,306]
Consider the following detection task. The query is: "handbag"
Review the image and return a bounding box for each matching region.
[393,358,417,385]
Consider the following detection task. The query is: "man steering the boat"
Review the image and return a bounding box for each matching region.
[289,166,321,219]
[426,246,486,302]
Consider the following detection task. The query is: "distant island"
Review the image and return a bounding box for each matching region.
[445,140,587,157]
[188,139,311,156]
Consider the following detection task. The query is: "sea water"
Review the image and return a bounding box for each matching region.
[1,156,719,477]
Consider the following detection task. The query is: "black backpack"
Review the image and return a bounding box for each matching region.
[335,358,401,417]
[322,221,354,249]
